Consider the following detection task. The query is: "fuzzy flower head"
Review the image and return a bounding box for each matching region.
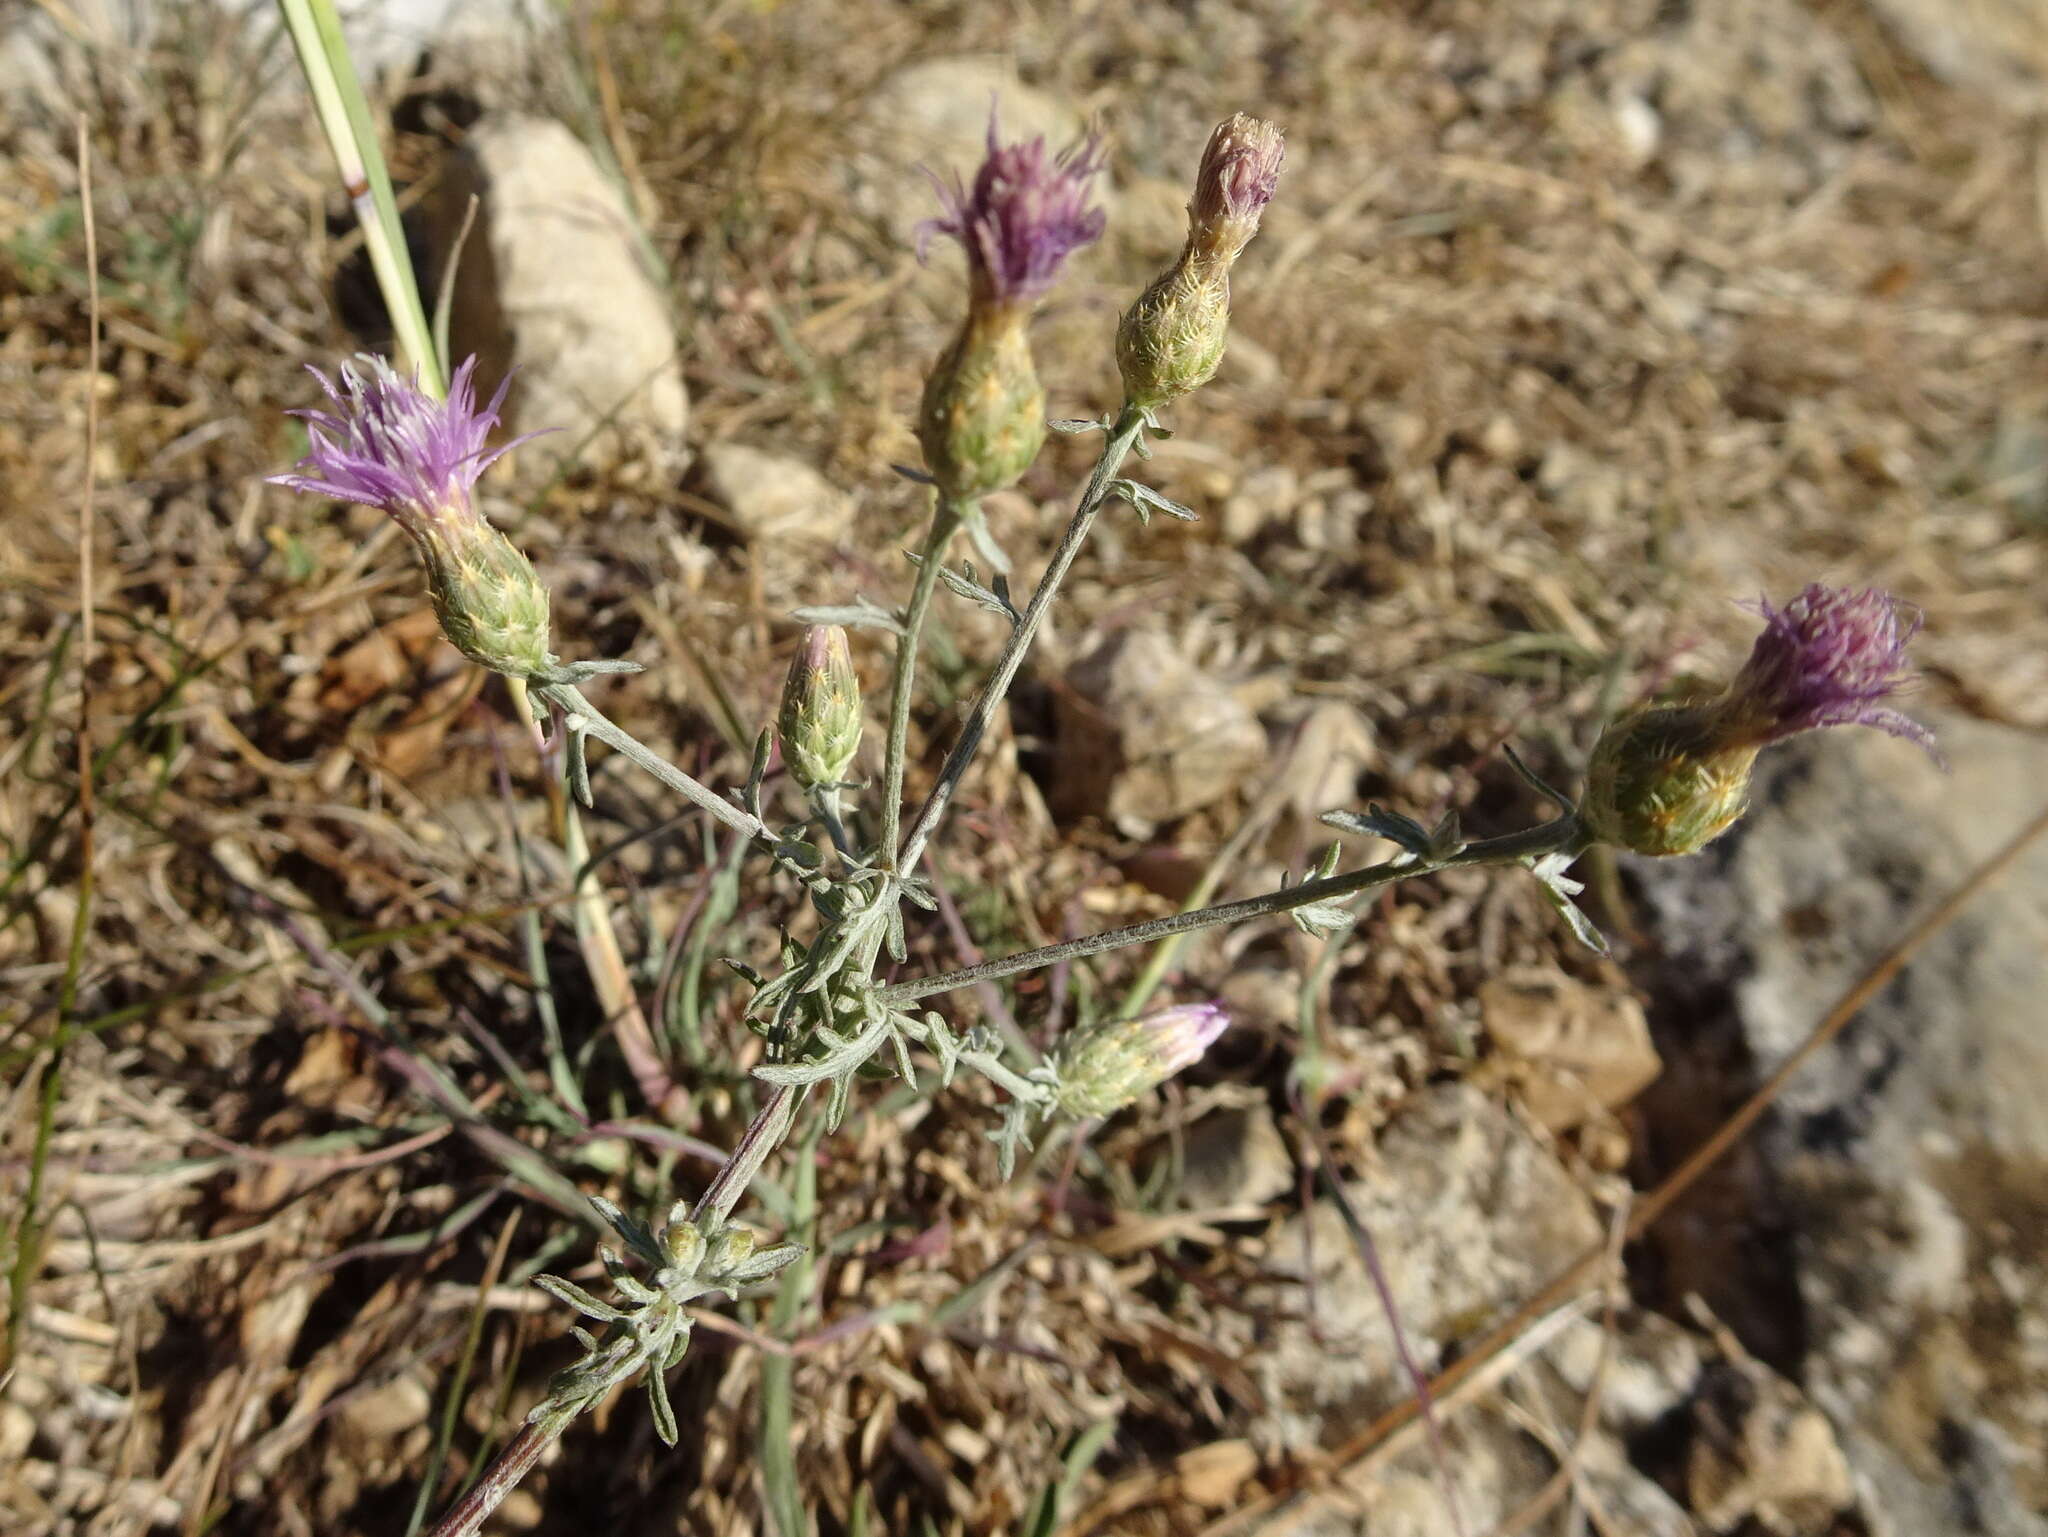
[269,355,556,679]
[919,113,1107,311]
[1583,583,1937,857]
[778,625,863,794]
[268,355,538,535]
[1052,1002,1230,1119]
[1117,112,1285,411]
[1722,584,1937,753]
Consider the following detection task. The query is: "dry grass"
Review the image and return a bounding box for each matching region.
[2,1,2044,1534]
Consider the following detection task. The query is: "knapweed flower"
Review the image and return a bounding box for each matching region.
[1583,584,1939,857]
[777,625,863,793]
[1117,113,1285,412]
[916,114,1108,502]
[1052,1001,1229,1118]
[269,355,556,680]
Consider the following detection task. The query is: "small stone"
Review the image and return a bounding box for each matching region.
[0,1400,35,1461]
[1223,465,1300,544]
[1476,413,1522,463]
[340,1372,433,1440]
[433,114,687,482]
[1480,967,1662,1133]
[696,443,855,547]
[1177,1108,1293,1212]
[1686,1356,1856,1534]
[1175,1439,1259,1509]
[1050,628,1268,837]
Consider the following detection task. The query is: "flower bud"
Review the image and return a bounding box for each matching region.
[418,517,555,680]
[1052,1002,1229,1119]
[1583,584,1938,857]
[1581,703,1758,858]
[916,115,1107,500]
[1116,114,1284,411]
[918,306,1046,503]
[777,625,863,792]
[269,354,558,679]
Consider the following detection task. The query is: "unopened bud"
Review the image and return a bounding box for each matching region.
[1116,114,1284,411]
[778,625,863,792]
[1052,1002,1229,1118]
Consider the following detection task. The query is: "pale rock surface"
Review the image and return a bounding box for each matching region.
[430,115,685,482]
[1255,1083,1602,1448]
[695,444,854,548]
[1050,627,1268,837]
[2,0,553,112]
[1636,711,2048,1535]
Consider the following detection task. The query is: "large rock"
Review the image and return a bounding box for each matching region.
[1636,712,2048,1535]
[3,0,554,113]
[1049,627,1268,837]
[432,114,687,482]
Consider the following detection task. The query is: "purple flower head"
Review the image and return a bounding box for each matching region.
[268,354,541,531]
[918,111,1107,308]
[1136,1000,1232,1076]
[1726,583,1939,757]
[1192,113,1285,233]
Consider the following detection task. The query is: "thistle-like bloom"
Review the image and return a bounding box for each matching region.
[1720,585,1938,751]
[778,625,863,793]
[1583,584,1938,857]
[919,118,1108,309]
[1052,1002,1230,1119]
[269,355,556,680]
[917,114,1108,503]
[1117,113,1286,412]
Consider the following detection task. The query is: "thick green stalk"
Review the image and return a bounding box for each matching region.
[880,501,966,867]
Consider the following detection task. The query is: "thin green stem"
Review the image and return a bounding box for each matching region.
[881,502,966,866]
[277,0,442,389]
[878,816,1587,1007]
[537,684,766,843]
[894,406,1146,872]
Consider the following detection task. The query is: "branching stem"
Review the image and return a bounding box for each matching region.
[879,815,1586,1006]
[894,405,1146,871]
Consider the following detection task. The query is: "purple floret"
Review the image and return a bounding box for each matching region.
[1199,114,1285,224]
[919,114,1107,306]
[1140,1001,1231,1074]
[1730,583,1939,756]
[268,355,539,525]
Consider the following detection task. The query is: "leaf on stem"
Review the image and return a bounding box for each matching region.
[792,597,906,636]
[1106,478,1198,525]
[1524,850,1610,955]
